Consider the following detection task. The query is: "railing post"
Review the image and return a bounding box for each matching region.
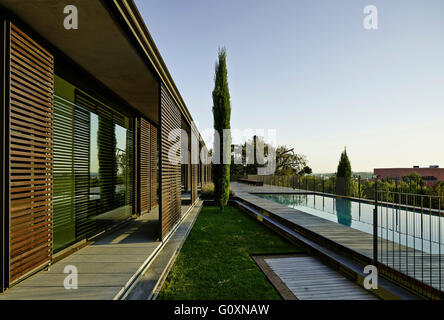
[358,175,361,198]
[373,179,378,266]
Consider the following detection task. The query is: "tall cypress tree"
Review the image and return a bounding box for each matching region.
[336,147,352,196]
[212,47,231,211]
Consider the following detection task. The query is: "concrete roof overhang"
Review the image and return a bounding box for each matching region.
[0,0,161,124]
[1,0,206,143]
[111,0,202,139]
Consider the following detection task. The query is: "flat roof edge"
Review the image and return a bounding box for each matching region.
[109,0,202,139]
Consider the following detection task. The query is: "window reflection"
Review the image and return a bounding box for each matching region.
[90,113,100,201]
[53,75,133,252]
[115,124,130,209]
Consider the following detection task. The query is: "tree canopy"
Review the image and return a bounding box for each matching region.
[336,147,352,179]
[229,136,310,179]
[212,47,231,211]
[335,147,352,196]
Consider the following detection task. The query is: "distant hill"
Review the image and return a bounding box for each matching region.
[313,172,373,179]
[352,172,373,179]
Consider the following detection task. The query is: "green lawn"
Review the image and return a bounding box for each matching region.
[157,205,303,300]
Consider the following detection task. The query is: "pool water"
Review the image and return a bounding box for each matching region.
[257,193,444,254]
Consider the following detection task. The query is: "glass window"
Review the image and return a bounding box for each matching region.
[53,75,134,251]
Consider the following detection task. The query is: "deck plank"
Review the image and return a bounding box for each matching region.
[264,256,378,300]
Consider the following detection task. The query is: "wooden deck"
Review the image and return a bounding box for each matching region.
[0,204,198,300]
[264,255,378,300]
[126,201,203,300]
[232,182,444,292]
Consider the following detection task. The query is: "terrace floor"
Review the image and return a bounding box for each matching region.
[0,204,198,300]
[231,182,444,294]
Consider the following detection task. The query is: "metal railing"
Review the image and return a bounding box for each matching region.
[246,174,444,298]
[248,174,351,195]
[376,188,444,297]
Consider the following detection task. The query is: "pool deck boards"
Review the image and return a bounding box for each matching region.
[264,255,378,300]
[232,182,444,291]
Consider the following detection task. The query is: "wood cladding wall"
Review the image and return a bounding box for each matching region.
[160,84,181,239]
[139,118,150,214]
[150,124,157,208]
[139,118,157,215]
[8,23,54,282]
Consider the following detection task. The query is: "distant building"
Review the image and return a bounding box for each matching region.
[374,166,444,186]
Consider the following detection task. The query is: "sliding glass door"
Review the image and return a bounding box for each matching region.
[53,76,133,251]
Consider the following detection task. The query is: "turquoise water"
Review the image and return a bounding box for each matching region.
[257,193,444,254]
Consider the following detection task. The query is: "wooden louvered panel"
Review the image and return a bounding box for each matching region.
[199,147,203,187]
[96,105,115,215]
[206,165,209,184]
[191,163,198,203]
[203,148,207,184]
[127,123,134,211]
[160,84,181,239]
[73,107,94,238]
[202,163,205,184]
[9,23,53,282]
[205,147,211,184]
[74,90,96,112]
[190,132,198,203]
[53,96,75,251]
[150,123,157,208]
[139,118,150,214]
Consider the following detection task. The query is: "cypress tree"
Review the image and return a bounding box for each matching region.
[212,47,231,211]
[336,147,352,196]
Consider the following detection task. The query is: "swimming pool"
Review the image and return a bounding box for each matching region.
[256,193,444,254]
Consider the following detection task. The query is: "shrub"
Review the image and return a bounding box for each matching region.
[200,182,234,200]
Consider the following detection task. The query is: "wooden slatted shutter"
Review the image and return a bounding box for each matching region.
[160,84,181,239]
[139,119,157,215]
[199,143,203,187]
[191,163,198,203]
[139,118,150,214]
[53,96,75,251]
[8,23,54,282]
[150,123,157,208]
[191,131,198,203]
[73,106,93,238]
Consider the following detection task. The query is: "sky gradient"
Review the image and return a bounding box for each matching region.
[135,0,444,173]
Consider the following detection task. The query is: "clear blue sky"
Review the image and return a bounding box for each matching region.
[135,0,444,173]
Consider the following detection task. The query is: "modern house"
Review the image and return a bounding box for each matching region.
[0,0,210,293]
[374,166,444,186]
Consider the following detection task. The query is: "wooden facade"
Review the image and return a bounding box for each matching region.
[139,118,151,214]
[0,1,205,292]
[160,84,182,239]
[8,23,54,283]
[150,124,158,208]
[138,117,158,215]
